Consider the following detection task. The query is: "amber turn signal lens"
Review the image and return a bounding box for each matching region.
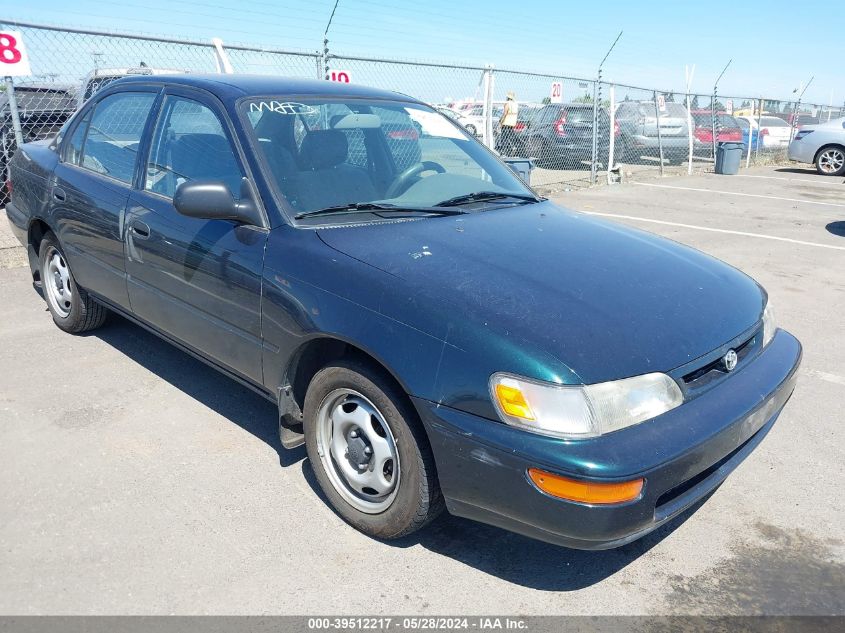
[495,383,535,420]
[528,468,643,505]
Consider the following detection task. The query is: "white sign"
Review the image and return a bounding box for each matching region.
[725,99,734,115]
[550,81,562,104]
[0,31,31,77]
[328,70,351,83]
[657,94,666,113]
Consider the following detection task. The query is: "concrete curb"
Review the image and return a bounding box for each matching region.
[1,210,27,269]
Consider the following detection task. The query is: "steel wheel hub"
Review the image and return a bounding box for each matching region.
[43,247,73,318]
[315,389,400,514]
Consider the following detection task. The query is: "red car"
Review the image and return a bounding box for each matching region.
[691,111,743,146]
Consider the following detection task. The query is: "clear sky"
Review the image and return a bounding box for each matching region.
[6,0,844,106]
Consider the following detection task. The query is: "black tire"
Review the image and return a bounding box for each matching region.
[38,231,108,333]
[814,145,845,176]
[303,359,444,539]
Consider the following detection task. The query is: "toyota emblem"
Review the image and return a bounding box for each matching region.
[723,349,738,372]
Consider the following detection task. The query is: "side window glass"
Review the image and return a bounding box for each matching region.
[81,92,155,184]
[145,96,244,200]
[64,110,91,165]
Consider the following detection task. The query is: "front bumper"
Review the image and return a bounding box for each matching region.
[415,329,801,550]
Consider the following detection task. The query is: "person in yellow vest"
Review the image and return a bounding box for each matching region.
[499,91,519,155]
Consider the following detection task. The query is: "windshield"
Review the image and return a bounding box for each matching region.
[242,98,534,218]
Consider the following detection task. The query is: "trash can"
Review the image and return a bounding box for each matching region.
[715,142,744,175]
[502,157,534,184]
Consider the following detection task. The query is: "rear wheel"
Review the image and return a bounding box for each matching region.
[303,359,443,539]
[39,232,108,333]
[464,123,477,136]
[815,146,845,176]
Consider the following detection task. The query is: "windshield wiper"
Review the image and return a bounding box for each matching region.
[434,191,543,207]
[294,202,467,220]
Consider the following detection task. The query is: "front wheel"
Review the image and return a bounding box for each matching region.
[303,360,443,539]
[39,232,108,333]
[815,146,845,176]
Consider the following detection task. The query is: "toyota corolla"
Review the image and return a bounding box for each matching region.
[5,75,801,549]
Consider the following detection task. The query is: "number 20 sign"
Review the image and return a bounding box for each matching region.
[0,31,32,77]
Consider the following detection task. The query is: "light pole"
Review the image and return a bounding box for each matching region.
[790,76,813,140]
[591,31,622,185]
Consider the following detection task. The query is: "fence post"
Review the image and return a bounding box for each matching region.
[710,94,717,166]
[755,98,763,161]
[590,79,599,184]
[606,84,616,185]
[211,38,234,74]
[482,66,495,150]
[653,90,664,177]
[685,65,695,175]
[3,76,24,149]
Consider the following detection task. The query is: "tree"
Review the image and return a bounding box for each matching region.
[541,96,550,105]
[665,92,676,103]
[691,95,700,108]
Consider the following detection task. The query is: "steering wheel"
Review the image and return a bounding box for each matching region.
[385,161,446,198]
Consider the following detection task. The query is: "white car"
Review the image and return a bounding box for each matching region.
[435,106,481,137]
[737,115,793,148]
[788,117,845,176]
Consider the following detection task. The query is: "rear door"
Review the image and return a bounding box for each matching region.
[51,88,159,309]
[642,102,688,138]
[124,87,267,384]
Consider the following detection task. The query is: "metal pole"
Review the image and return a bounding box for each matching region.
[323,0,341,80]
[712,59,732,167]
[591,30,622,185]
[685,64,695,175]
[654,91,664,177]
[4,76,24,148]
[606,84,616,184]
[755,98,763,161]
[790,76,813,142]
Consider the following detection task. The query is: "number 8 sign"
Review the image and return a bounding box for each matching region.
[0,31,32,77]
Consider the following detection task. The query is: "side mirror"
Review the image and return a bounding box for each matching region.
[173,178,263,226]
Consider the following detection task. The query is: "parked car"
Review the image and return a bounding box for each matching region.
[460,102,503,139]
[736,115,792,149]
[435,106,480,136]
[1,83,78,204]
[615,100,691,163]
[690,111,743,150]
[516,103,610,167]
[787,117,845,176]
[736,117,761,151]
[493,105,540,155]
[6,74,801,550]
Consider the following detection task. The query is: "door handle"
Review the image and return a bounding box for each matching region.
[53,187,66,202]
[130,220,151,238]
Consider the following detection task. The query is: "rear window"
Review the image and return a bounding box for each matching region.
[760,116,788,127]
[692,113,740,128]
[638,102,688,117]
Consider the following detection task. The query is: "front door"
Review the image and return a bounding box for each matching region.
[125,89,267,384]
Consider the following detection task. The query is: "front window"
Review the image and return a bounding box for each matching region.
[242,98,534,219]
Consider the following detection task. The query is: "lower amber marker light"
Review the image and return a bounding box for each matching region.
[528,468,644,505]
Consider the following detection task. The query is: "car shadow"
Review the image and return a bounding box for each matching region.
[299,458,710,591]
[773,167,819,176]
[91,314,306,468]
[94,313,703,591]
[826,221,845,238]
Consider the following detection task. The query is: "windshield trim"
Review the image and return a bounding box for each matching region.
[236,94,537,228]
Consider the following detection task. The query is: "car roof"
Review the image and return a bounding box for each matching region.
[109,73,421,104]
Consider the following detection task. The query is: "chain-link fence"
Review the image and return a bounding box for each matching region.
[3,18,845,201]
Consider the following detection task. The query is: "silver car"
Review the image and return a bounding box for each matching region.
[787,117,845,176]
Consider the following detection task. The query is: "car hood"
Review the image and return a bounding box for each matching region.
[316,201,764,384]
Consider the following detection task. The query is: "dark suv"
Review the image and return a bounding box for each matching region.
[520,103,610,168]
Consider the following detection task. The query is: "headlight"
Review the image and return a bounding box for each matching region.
[762,300,776,347]
[490,371,683,439]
